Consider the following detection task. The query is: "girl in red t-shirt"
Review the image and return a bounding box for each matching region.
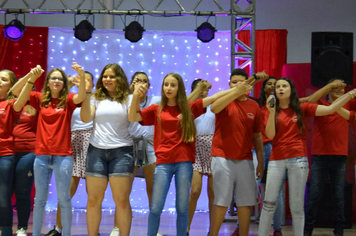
[258,78,356,236]
[13,63,86,236]
[0,69,37,236]
[129,73,249,236]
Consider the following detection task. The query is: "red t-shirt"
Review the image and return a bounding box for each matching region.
[13,101,38,153]
[348,111,356,164]
[30,92,80,155]
[270,102,318,161]
[312,99,349,156]
[261,104,273,144]
[211,98,263,160]
[0,99,21,156]
[139,99,205,164]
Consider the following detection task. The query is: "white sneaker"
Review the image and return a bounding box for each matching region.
[16,228,27,236]
[110,227,120,236]
[157,230,163,236]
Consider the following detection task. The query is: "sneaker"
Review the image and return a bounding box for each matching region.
[110,227,120,236]
[16,228,27,236]
[273,230,283,236]
[45,226,61,236]
[231,227,239,236]
[157,231,163,236]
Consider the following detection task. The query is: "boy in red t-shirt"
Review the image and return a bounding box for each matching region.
[304,79,356,236]
[209,69,267,236]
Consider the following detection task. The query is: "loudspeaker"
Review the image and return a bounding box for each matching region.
[311,32,353,87]
[307,181,353,229]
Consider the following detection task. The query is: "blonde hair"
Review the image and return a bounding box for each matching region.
[159,73,196,143]
[41,68,69,108]
[93,63,129,104]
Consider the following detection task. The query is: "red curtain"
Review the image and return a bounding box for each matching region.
[0,25,48,91]
[238,29,288,97]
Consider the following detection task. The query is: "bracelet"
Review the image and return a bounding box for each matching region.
[86,92,92,94]
[252,73,258,81]
[27,81,34,85]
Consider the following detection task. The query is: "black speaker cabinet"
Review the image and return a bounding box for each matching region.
[307,181,353,229]
[311,32,353,87]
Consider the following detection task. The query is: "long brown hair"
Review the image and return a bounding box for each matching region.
[1,69,17,101]
[275,77,305,133]
[93,63,129,104]
[41,69,69,108]
[159,73,196,143]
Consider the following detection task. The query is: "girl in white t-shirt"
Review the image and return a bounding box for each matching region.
[81,63,134,236]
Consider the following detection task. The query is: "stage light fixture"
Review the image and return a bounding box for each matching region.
[196,22,217,43]
[74,15,95,42]
[4,18,26,41]
[124,21,145,43]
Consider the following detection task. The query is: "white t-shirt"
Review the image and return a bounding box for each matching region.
[89,95,134,149]
[195,105,215,135]
[71,107,93,131]
[129,96,161,152]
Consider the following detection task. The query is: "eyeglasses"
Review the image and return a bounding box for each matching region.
[49,77,64,82]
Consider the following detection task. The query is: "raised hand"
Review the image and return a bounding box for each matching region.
[234,81,252,96]
[133,81,148,98]
[330,80,346,90]
[30,65,45,81]
[248,70,269,85]
[71,62,84,75]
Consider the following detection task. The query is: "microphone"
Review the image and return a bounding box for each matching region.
[269,95,275,108]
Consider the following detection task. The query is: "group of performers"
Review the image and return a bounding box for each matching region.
[1,62,355,236]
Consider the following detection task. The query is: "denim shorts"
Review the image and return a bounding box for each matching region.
[86,144,134,178]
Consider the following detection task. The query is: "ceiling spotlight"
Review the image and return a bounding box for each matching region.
[74,15,95,42]
[4,19,26,41]
[124,21,145,43]
[74,20,95,42]
[196,22,217,43]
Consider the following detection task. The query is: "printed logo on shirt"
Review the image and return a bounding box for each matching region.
[0,108,5,114]
[247,113,254,120]
[55,107,64,112]
[292,116,298,122]
[22,105,37,116]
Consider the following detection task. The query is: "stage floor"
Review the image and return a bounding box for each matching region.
[12,210,356,236]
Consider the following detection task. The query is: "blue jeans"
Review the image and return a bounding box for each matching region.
[32,155,73,236]
[0,155,15,236]
[13,152,35,230]
[259,156,309,236]
[147,162,193,236]
[305,155,346,234]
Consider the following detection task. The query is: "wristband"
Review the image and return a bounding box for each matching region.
[27,81,34,85]
[252,73,258,81]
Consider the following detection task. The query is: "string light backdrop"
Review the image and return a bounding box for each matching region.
[45,27,231,211]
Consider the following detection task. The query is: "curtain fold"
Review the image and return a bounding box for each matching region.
[238,29,288,97]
